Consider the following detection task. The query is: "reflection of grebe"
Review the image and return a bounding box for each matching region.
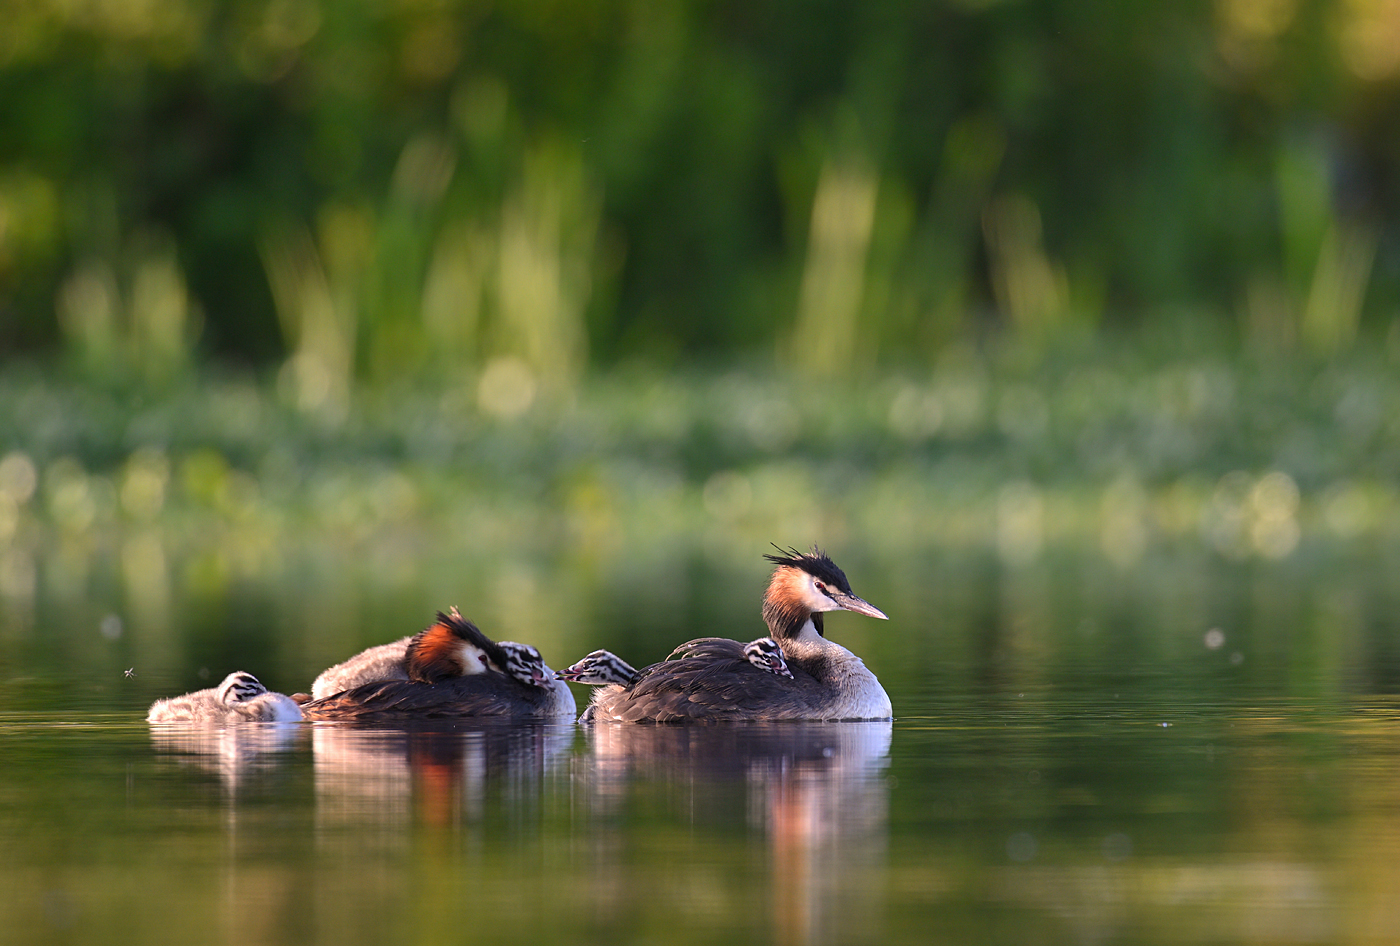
[574,547,890,722]
[301,610,575,720]
[582,722,891,946]
[559,636,792,686]
[147,671,304,723]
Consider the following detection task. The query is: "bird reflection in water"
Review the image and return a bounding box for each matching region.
[310,722,576,832]
[582,722,892,946]
[147,724,308,795]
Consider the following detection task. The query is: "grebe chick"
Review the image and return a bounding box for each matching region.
[300,610,575,720]
[742,637,792,678]
[497,641,554,687]
[582,547,890,722]
[147,671,304,723]
[557,650,641,686]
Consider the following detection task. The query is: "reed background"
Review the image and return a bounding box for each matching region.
[4,0,1400,699]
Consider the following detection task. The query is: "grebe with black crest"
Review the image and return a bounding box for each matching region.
[569,547,889,722]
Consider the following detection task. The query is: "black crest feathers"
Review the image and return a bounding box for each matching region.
[763,544,853,595]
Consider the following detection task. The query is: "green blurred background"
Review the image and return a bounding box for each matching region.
[8,11,1400,941]
[5,0,1399,375]
[4,0,1400,697]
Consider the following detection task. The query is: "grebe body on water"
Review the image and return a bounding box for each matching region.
[559,635,792,686]
[308,605,506,699]
[301,610,575,720]
[572,547,890,722]
[147,671,304,723]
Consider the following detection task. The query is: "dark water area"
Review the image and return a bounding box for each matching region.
[5,548,1400,944]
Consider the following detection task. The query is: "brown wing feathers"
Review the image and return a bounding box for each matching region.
[600,641,824,722]
[300,673,549,720]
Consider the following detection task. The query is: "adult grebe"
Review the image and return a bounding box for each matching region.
[300,610,575,720]
[147,671,304,723]
[559,636,792,686]
[574,547,890,722]
[308,606,503,699]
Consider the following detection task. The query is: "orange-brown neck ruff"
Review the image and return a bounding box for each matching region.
[406,611,508,684]
[407,621,464,683]
[762,566,822,641]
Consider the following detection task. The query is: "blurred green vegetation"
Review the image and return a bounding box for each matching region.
[6,0,1400,698]
[3,0,1400,390]
[5,342,1400,702]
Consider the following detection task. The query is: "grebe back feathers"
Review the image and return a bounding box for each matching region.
[311,637,412,700]
[560,637,792,687]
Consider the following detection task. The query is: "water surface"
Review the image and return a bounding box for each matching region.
[4,549,1400,945]
[5,684,1400,944]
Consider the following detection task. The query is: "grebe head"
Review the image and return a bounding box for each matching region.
[217,671,268,704]
[406,609,509,684]
[743,637,794,678]
[498,641,552,688]
[761,545,887,640]
[556,650,639,686]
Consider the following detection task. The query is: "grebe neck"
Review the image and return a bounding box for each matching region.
[762,597,821,642]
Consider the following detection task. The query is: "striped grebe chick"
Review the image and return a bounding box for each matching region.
[147,671,304,723]
[300,610,575,720]
[557,650,640,686]
[742,637,792,678]
[580,547,890,722]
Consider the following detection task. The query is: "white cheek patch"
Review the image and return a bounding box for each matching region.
[455,644,489,675]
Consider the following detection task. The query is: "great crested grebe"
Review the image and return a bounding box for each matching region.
[559,635,792,687]
[574,547,890,722]
[308,606,506,699]
[147,671,304,723]
[300,610,575,720]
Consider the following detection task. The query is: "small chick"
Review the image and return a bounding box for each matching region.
[147,671,303,723]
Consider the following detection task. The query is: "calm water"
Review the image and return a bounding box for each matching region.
[5,550,1400,945]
